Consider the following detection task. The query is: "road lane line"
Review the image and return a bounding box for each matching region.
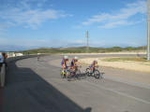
[104,75,150,90]
[84,80,150,105]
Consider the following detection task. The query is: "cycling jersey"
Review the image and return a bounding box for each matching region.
[89,61,98,72]
[89,62,95,68]
[61,59,68,69]
[70,60,75,67]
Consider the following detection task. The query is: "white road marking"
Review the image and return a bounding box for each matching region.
[85,80,150,105]
[104,75,150,90]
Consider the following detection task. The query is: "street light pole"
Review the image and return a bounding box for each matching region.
[147,0,150,60]
[86,31,89,53]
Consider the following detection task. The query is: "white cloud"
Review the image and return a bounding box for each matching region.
[82,0,146,28]
[0,0,71,29]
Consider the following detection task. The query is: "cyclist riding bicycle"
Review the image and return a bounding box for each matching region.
[61,55,69,77]
[89,60,99,73]
[70,56,80,73]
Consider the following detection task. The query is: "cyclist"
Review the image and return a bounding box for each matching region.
[89,60,99,73]
[70,56,80,73]
[61,55,69,77]
[37,53,40,61]
[2,52,8,67]
[0,53,4,71]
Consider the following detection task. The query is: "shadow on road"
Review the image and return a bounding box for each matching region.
[2,60,92,112]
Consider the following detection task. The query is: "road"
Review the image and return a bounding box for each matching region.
[3,55,150,112]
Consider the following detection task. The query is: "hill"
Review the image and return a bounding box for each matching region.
[21,46,146,54]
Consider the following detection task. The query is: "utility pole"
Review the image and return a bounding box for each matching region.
[86,31,89,53]
[147,0,150,60]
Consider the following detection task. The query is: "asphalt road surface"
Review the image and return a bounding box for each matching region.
[2,55,150,112]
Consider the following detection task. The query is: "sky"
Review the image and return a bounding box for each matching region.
[0,0,148,51]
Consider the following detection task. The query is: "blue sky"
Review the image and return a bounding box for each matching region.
[0,0,147,51]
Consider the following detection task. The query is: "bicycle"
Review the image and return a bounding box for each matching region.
[85,66,104,79]
[60,68,70,78]
[66,66,82,81]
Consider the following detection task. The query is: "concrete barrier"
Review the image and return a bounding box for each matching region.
[6,54,49,63]
[0,55,37,87]
[0,54,51,87]
[0,64,6,87]
[7,55,36,63]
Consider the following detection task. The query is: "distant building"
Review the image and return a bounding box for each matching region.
[15,53,23,56]
[6,52,23,58]
[7,52,16,58]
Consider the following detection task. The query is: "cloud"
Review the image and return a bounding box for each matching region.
[0,0,71,29]
[0,37,86,50]
[0,38,51,50]
[81,0,146,28]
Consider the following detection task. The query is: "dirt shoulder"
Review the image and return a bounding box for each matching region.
[80,57,150,85]
[80,57,150,73]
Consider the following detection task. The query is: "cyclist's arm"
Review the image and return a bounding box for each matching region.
[94,63,99,68]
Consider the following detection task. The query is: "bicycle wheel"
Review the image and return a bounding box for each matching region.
[67,74,71,81]
[66,70,74,81]
[94,70,100,79]
[99,72,104,79]
[75,69,81,79]
[85,68,91,76]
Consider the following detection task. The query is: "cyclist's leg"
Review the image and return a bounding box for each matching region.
[64,68,69,78]
[93,67,95,73]
[70,67,76,77]
[90,67,94,74]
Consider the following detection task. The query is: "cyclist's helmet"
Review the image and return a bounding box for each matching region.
[94,60,98,63]
[74,56,78,61]
[64,55,69,60]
